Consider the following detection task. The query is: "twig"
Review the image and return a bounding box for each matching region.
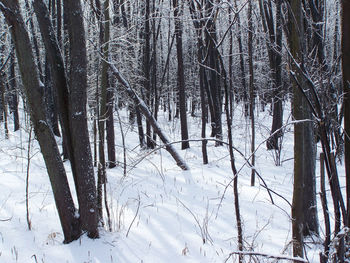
[176,197,211,244]
[126,195,141,238]
[26,126,32,230]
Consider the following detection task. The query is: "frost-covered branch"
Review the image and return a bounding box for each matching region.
[109,64,189,171]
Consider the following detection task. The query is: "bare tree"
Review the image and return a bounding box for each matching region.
[0,0,80,243]
[173,0,189,150]
[341,0,350,228]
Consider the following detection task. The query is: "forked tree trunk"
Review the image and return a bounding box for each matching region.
[63,0,100,238]
[0,0,80,243]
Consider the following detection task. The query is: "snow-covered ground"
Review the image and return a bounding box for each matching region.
[0,103,343,262]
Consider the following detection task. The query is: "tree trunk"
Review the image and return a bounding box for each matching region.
[248,0,255,186]
[62,0,99,238]
[205,0,222,145]
[8,46,20,131]
[0,0,80,243]
[261,0,284,152]
[106,87,116,168]
[234,0,248,116]
[143,0,154,149]
[173,0,189,150]
[289,0,305,258]
[341,0,350,227]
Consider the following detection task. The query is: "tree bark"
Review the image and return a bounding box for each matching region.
[205,0,222,145]
[173,0,189,150]
[289,0,305,258]
[248,0,255,186]
[341,0,350,228]
[62,0,99,238]
[0,0,80,243]
[8,45,19,131]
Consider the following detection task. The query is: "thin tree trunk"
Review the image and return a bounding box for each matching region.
[173,0,189,150]
[341,0,350,228]
[248,0,255,186]
[144,0,154,149]
[234,0,248,116]
[97,0,110,222]
[8,45,20,131]
[106,87,116,168]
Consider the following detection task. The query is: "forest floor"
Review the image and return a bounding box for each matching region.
[0,102,344,262]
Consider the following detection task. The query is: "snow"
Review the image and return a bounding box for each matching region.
[0,103,344,262]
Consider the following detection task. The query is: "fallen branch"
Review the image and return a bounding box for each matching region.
[109,64,189,171]
[225,251,308,262]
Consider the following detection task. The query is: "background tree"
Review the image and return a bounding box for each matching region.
[173,0,189,150]
[341,0,350,228]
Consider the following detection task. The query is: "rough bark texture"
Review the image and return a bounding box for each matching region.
[8,46,19,131]
[290,0,305,258]
[0,0,80,243]
[260,0,283,151]
[63,0,99,238]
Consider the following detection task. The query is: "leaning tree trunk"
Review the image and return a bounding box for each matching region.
[34,0,99,239]
[110,64,189,170]
[0,0,80,243]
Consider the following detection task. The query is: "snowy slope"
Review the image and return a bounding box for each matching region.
[0,104,343,262]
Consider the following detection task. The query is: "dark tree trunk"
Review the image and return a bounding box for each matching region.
[106,87,116,168]
[234,0,248,116]
[248,0,255,186]
[341,0,350,227]
[34,0,99,238]
[260,0,284,152]
[0,0,80,243]
[62,0,99,238]
[8,46,20,131]
[44,57,61,137]
[173,0,189,150]
[289,0,305,258]
[205,0,222,145]
[24,0,43,81]
[143,0,154,149]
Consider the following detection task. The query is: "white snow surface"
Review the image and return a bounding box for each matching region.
[0,103,344,262]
